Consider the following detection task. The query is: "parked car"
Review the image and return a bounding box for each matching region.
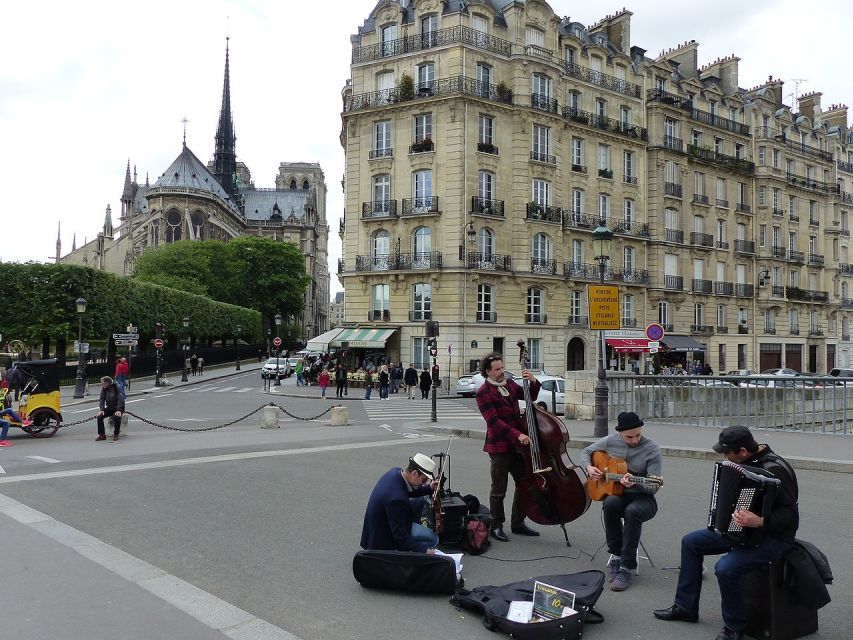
[828,368,853,378]
[518,375,565,414]
[740,375,796,388]
[681,379,736,388]
[726,369,757,377]
[760,368,798,376]
[261,357,291,379]
[455,371,518,397]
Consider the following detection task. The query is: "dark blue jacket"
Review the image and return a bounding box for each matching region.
[360,467,432,552]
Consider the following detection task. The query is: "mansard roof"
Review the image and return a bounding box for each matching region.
[357,0,511,34]
[242,188,312,222]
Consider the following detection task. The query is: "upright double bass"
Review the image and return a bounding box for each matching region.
[514,339,590,543]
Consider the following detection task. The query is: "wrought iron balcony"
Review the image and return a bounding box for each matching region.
[736,202,752,213]
[693,194,710,205]
[772,208,784,217]
[844,334,852,341]
[339,218,345,233]
[838,160,853,173]
[624,174,639,185]
[839,263,853,275]
[566,62,641,97]
[562,107,648,139]
[344,75,513,112]
[368,310,390,322]
[735,284,754,297]
[738,325,750,334]
[476,311,497,323]
[756,127,833,162]
[687,108,750,136]
[789,250,805,264]
[531,93,558,113]
[771,285,785,298]
[789,327,800,335]
[663,135,684,152]
[809,326,824,337]
[716,240,729,250]
[609,217,651,237]
[692,279,713,293]
[563,211,597,229]
[665,182,683,198]
[808,254,825,267]
[477,142,499,155]
[839,191,853,205]
[409,139,434,154]
[716,199,729,208]
[564,107,594,126]
[690,232,714,248]
[771,246,787,259]
[401,196,439,215]
[362,200,398,219]
[841,297,853,309]
[646,88,692,109]
[662,323,675,332]
[664,275,683,290]
[467,252,512,272]
[471,196,504,217]
[764,326,776,335]
[691,325,714,335]
[621,318,638,328]
[355,252,443,272]
[715,281,734,296]
[786,287,829,302]
[408,310,432,321]
[571,164,587,174]
[531,258,558,275]
[615,268,651,285]
[686,144,755,173]
[598,168,614,179]
[564,262,605,280]
[369,148,393,159]
[525,313,548,324]
[789,210,800,223]
[785,172,836,193]
[530,150,557,164]
[526,202,562,224]
[717,326,729,334]
[567,315,588,326]
[809,216,820,227]
[734,240,755,254]
[351,25,513,63]
[665,228,684,243]
[337,258,344,274]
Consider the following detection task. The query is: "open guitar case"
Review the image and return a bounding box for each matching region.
[450,570,606,640]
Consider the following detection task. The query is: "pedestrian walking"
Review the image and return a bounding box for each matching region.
[378,365,390,400]
[295,360,304,386]
[404,364,418,400]
[390,363,399,394]
[318,368,331,399]
[364,369,374,400]
[335,364,347,398]
[198,356,204,375]
[419,368,432,399]
[114,356,129,400]
[190,353,198,376]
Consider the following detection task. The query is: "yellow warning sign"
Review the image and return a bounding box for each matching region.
[587,284,621,330]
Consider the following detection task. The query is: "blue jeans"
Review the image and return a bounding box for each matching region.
[409,497,439,549]
[364,385,372,400]
[0,408,24,440]
[602,492,658,570]
[379,384,389,399]
[115,377,127,400]
[675,528,790,633]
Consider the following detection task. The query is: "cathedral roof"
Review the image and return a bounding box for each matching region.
[152,144,235,204]
[242,189,311,222]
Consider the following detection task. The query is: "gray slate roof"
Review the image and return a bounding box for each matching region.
[242,189,310,221]
[153,144,233,203]
[358,0,511,34]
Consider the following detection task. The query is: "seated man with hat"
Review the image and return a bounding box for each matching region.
[580,411,662,592]
[654,425,799,640]
[360,453,440,553]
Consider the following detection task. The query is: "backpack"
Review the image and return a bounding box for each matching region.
[462,515,491,555]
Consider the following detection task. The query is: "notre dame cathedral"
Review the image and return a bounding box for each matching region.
[59,41,330,338]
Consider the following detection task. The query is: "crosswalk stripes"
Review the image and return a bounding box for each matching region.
[362,399,483,421]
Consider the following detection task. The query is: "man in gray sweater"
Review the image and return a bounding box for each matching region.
[580,411,662,591]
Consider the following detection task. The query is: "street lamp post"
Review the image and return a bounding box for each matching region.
[274,314,282,386]
[181,317,189,382]
[236,324,242,371]
[592,223,614,438]
[72,298,87,399]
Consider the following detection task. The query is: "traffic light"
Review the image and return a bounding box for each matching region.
[431,364,440,386]
[427,337,438,358]
[155,322,164,339]
[425,320,440,338]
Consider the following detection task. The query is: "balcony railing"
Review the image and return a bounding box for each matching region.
[693,194,710,205]
[691,325,714,335]
[734,240,755,254]
[756,127,833,162]
[842,298,853,309]
[531,258,558,275]
[408,310,432,321]
[687,107,751,136]
[663,135,684,152]
[686,144,755,173]
[844,334,852,341]
[613,268,651,285]
[809,216,820,227]
[665,228,684,243]
[526,202,562,224]
[738,325,750,334]
[624,174,639,184]
[717,326,729,334]
[525,313,548,324]
[344,75,513,112]
[369,148,393,159]
[789,250,805,264]
[567,315,588,326]
[525,44,553,60]
[471,196,504,217]
[531,93,559,113]
[564,62,641,97]
[563,211,597,229]
[664,275,683,290]
[789,210,800,222]
[785,171,837,194]
[337,258,344,274]
[409,139,434,154]
[786,287,829,302]
[477,142,499,155]
[564,262,604,280]
[354,252,443,272]
[352,25,513,63]
[476,311,497,323]
[808,254,825,267]
[571,164,587,174]
[692,279,713,293]
[368,310,390,322]
[840,263,853,275]
[609,217,651,237]
[661,323,675,332]
[790,327,800,335]
[809,327,824,337]
[715,281,734,296]
[765,326,777,335]
[362,200,398,219]
[467,252,512,272]
[736,202,752,213]
[772,208,784,217]
[838,160,853,173]
[401,196,439,215]
[339,218,345,233]
[665,182,683,198]
[771,285,785,298]
[771,246,787,259]
[690,232,714,247]
[646,88,692,109]
[716,199,729,208]
[735,284,754,297]
[530,150,557,164]
[598,168,614,179]
[716,240,729,250]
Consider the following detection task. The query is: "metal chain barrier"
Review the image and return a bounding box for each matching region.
[54,415,98,428]
[272,402,338,422]
[124,405,268,432]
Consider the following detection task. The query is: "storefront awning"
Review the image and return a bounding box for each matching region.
[661,335,706,352]
[305,328,345,352]
[331,327,397,349]
[606,338,651,352]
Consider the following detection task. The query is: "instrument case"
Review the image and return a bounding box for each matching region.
[450,570,605,640]
[353,550,460,595]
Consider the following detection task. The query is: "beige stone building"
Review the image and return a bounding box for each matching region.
[339,1,851,376]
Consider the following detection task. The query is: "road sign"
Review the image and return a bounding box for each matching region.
[73,341,90,354]
[648,341,660,350]
[113,333,139,340]
[114,339,138,346]
[153,338,164,349]
[127,326,138,333]
[587,284,621,330]
[273,337,282,347]
[645,323,665,341]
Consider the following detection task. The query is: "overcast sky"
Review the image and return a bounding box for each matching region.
[2,0,851,297]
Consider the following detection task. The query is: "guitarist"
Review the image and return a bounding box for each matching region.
[580,411,662,592]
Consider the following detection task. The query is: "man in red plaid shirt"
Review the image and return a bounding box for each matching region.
[475,352,541,542]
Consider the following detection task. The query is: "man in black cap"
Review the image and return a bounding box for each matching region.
[360,453,441,553]
[580,411,662,591]
[653,425,799,640]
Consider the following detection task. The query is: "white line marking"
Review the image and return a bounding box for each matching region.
[126,399,144,404]
[379,424,393,431]
[67,407,98,414]
[0,437,442,485]
[153,394,174,398]
[234,387,254,393]
[27,455,62,463]
[214,386,236,393]
[168,418,209,422]
[0,465,5,475]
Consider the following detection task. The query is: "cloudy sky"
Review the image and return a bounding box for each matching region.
[2,0,851,297]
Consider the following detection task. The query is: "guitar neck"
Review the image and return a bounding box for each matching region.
[603,473,657,486]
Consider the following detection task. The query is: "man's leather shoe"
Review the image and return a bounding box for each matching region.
[95,435,107,441]
[491,527,509,542]
[714,628,743,640]
[653,604,699,623]
[510,523,540,537]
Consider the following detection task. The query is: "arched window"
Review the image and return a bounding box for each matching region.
[190,211,205,240]
[412,226,432,258]
[165,209,182,242]
[372,230,390,270]
[302,180,310,190]
[477,228,494,259]
[289,179,297,190]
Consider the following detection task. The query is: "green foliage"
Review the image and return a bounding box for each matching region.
[399,73,414,101]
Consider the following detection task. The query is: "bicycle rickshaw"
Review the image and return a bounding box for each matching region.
[7,359,63,438]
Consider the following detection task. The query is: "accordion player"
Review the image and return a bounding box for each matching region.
[707,460,781,546]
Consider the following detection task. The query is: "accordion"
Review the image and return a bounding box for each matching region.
[707,460,781,546]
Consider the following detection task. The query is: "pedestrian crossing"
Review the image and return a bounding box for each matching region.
[362,398,483,421]
[174,385,256,394]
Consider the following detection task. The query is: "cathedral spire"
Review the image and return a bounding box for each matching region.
[104,205,114,239]
[213,37,238,200]
[122,159,133,199]
[55,222,61,263]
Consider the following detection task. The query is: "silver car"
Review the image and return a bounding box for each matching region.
[455,371,518,397]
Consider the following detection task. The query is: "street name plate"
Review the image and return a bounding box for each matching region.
[587,284,621,330]
[114,339,138,346]
[113,333,140,340]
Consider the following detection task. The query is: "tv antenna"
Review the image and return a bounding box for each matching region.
[786,78,807,105]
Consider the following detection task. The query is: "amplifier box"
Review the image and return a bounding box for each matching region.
[437,495,468,545]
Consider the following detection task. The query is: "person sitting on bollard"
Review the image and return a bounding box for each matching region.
[95,376,125,442]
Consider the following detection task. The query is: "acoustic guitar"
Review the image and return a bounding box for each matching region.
[587,451,664,501]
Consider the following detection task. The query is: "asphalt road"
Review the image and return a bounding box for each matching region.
[1,370,847,639]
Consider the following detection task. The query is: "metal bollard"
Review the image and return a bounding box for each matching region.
[260,404,280,429]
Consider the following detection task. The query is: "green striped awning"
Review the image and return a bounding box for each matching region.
[331,328,397,348]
